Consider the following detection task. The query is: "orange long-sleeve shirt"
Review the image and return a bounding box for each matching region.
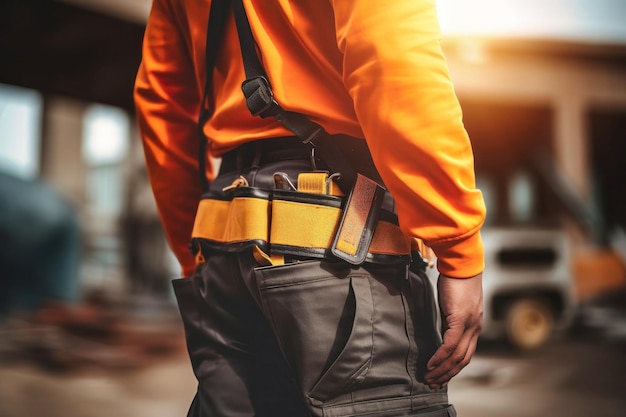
[134,0,486,278]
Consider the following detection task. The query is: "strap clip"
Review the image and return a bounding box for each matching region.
[222,175,249,192]
[241,76,279,117]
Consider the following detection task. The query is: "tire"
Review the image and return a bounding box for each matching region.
[505,298,555,350]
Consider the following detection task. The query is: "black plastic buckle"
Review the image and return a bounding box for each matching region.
[241,76,278,117]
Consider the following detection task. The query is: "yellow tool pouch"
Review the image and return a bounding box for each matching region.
[191,186,413,265]
[192,189,271,248]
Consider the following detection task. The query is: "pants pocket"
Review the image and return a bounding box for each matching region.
[255,261,374,402]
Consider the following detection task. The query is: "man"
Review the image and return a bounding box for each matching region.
[135,1,485,416]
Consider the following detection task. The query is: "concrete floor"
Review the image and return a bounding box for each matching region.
[451,337,626,417]
[0,352,195,417]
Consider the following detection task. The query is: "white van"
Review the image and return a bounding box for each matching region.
[478,226,577,349]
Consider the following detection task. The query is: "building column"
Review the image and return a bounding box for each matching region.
[40,96,88,207]
[553,94,589,198]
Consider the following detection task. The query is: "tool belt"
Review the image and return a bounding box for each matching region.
[190,137,432,267]
[192,188,413,266]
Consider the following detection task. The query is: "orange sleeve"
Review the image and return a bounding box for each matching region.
[134,0,208,277]
[330,0,486,278]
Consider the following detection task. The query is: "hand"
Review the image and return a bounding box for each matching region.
[425,273,483,388]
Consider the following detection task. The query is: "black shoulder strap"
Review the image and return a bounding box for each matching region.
[231,0,325,144]
[200,0,382,192]
[232,0,384,192]
[198,0,230,190]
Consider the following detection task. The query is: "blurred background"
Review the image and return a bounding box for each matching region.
[0,0,625,416]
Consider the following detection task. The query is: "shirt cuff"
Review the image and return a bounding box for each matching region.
[430,231,485,278]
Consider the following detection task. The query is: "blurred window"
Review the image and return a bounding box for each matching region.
[461,100,559,225]
[497,247,558,268]
[80,104,131,281]
[82,104,129,218]
[83,105,129,166]
[0,83,42,179]
[509,170,536,222]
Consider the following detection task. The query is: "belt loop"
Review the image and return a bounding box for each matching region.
[251,141,263,167]
[235,146,245,171]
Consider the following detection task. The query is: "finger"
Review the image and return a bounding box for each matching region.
[426,328,480,386]
[429,332,479,386]
[426,322,478,381]
[426,324,463,371]
[425,328,471,384]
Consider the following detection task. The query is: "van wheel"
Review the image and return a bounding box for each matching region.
[505,298,554,350]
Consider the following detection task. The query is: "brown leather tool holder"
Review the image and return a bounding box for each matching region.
[331,174,386,265]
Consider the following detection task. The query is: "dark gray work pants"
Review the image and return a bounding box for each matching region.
[172,141,456,416]
[173,249,455,417]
